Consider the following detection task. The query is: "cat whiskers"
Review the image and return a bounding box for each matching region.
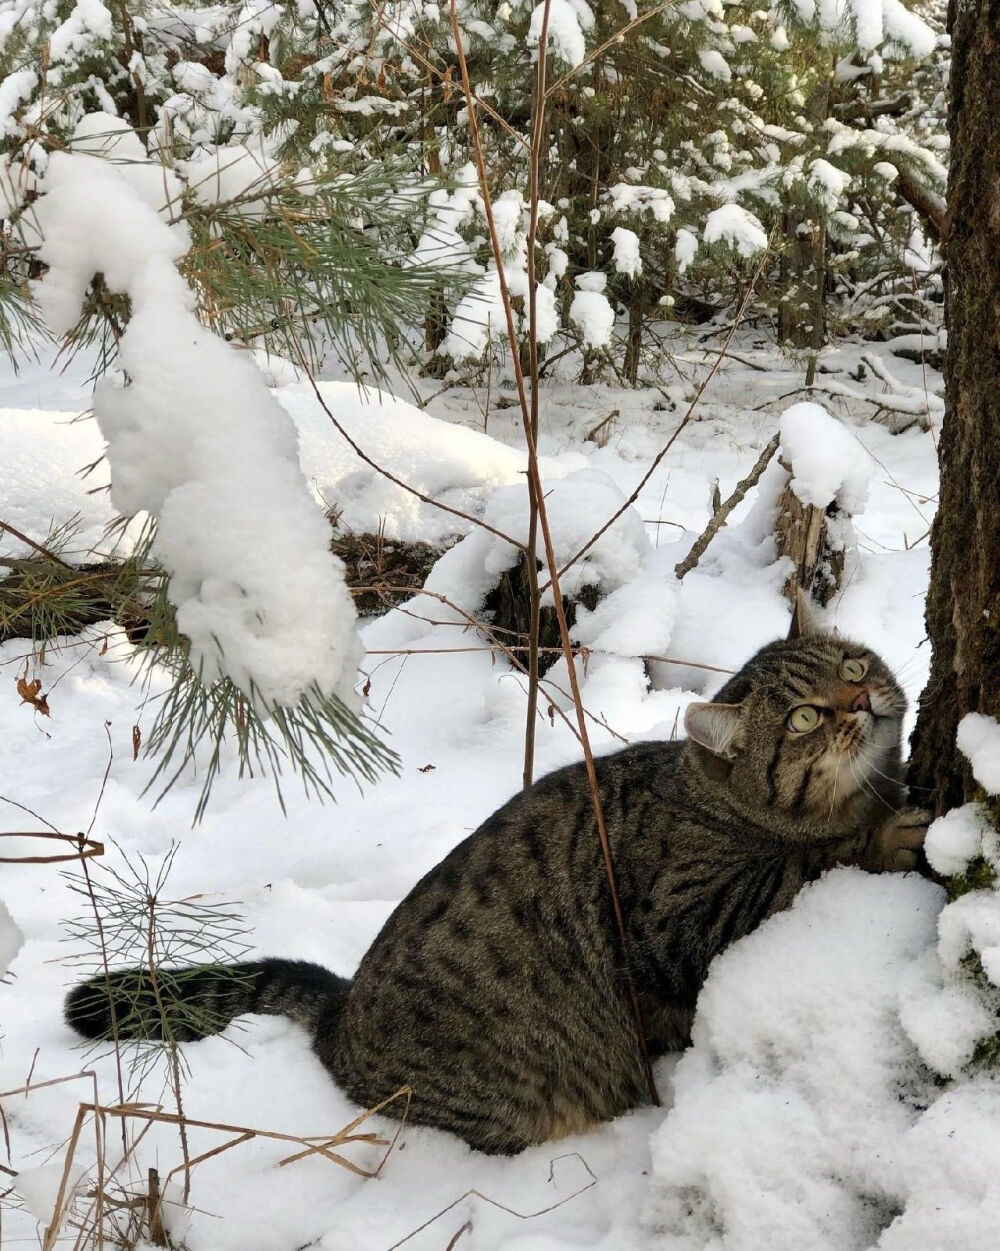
[828,755,842,823]
[854,742,902,792]
[847,753,896,812]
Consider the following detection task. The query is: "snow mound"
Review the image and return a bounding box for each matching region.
[526,0,594,69]
[645,870,943,1251]
[483,468,649,601]
[281,381,534,546]
[780,401,872,512]
[572,575,678,657]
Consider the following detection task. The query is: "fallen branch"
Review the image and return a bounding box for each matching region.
[674,434,780,578]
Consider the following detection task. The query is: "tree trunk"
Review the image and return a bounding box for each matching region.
[907,0,1000,815]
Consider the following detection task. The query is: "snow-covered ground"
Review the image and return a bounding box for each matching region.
[2,333,997,1251]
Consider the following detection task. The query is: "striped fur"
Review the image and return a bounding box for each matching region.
[65,631,926,1155]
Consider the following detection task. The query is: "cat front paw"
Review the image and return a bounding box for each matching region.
[872,807,932,871]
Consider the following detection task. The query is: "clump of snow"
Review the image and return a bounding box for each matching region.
[607,183,675,223]
[610,226,642,277]
[484,468,649,601]
[570,272,615,348]
[779,401,872,512]
[957,713,1000,795]
[898,949,997,1079]
[48,0,113,65]
[0,898,23,976]
[32,116,362,709]
[925,804,995,878]
[408,163,479,269]
[0,69,37,140]
[698,48,732,81]
[786,0,935,55]
[807,157,851,212]
[443,266,558,361]
[183,140,286,218]
[675,226,699,273]
[703,204,768,257]
[526,0,594,69]
[71,111,183,214]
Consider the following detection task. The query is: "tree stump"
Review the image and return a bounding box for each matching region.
[483,553,599,675]
[773,457,851,607]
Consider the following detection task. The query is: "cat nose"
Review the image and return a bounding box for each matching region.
[850,688,872,713]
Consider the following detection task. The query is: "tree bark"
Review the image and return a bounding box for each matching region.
[907,0,1000,814]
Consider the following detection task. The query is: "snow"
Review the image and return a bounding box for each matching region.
[957,713,1000,795]
[526,0,594,69]
[807,157,852,212]
[675,226,699,273]
[782,0,935,55]
[610,226,642,277]
[570,273,615,349]
[30,116,362,709]
[48,0,112,65]
[2,325,994,1251]
[13,1158,89,1230]
[444,268,559,362]
[608,182,675,223]
[0,898,23,976]
[779,401,872,512]
[925,804,995,878]
[283,381,533,545]
[698,48,732,81]
[646,870,943,1251]
[703,204,768,257]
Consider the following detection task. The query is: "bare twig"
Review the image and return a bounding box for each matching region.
[386,1153,597,1251]
[674,433,780,578]
[0,519,74,569]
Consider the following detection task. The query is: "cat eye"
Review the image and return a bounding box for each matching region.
[840,657,869,682]
[786,705,822,733]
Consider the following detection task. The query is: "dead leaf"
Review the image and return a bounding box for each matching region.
[132,725,141,761]
[418,764,436,773]
[17,676,50,717]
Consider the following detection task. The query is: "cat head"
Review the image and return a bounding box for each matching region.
[682,614,906,821]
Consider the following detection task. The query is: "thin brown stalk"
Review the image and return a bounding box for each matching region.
[521,0,552,791]
[451,2,659,1106]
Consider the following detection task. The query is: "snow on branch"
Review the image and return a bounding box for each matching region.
[30,114,362,712]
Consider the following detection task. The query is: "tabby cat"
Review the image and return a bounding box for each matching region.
[65,616,929,1154]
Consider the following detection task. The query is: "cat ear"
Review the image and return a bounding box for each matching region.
[787,586,822,640]
[684,702,743,758]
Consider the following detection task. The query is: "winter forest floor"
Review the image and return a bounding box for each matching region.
[4,329,996,1251]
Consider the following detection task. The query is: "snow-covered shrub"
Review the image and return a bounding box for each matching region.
[21,110,399,814]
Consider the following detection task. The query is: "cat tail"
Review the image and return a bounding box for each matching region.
[65,958,350,1044]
